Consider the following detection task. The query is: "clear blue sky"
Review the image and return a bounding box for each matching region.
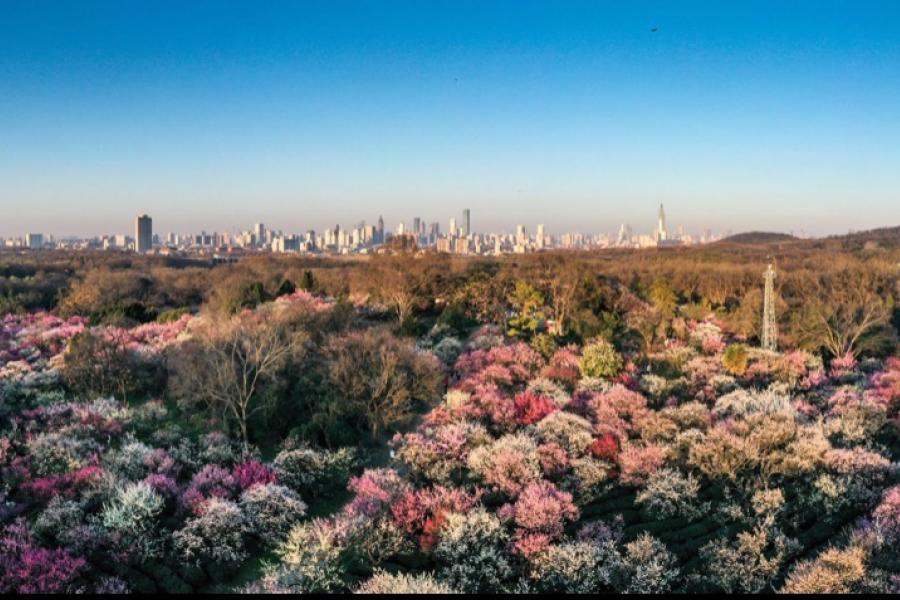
[2,0,899,238]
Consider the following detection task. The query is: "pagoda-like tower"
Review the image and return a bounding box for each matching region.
[761,263,778,351]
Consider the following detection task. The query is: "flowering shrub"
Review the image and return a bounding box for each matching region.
[617,533,680,593]
[272,445,355,499]
[250,332,900,593]
[635,468,705,520]
[233,459,278,490]
[4,295,900,593]
[174,497,250,568]
[356,570,459,594]
[0,519,87,593]
[508,481,579,542]
[239,483,308,544]
[467,433,542,496]
[101,481,165,558]
[433,508,513,592]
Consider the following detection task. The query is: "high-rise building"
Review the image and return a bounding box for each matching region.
[462,209,471,236]
[617,224,633,246]
[135,214,152,253]
[377,216,385,244]
[449,217,457,237]
[516,224,527,246]
[25,233,43,250]
[657,204,668,242]
[536,224,545,249]
[254,223,267,247]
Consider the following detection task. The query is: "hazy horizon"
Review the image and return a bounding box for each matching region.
[2,0,900,238]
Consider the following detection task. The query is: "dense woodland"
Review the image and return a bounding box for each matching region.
[1,229,899,593]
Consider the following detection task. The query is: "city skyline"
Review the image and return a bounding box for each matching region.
[3,1,900,237]
[0,204,720,248]
[0,204,735,255]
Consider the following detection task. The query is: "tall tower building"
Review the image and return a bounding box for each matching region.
[254,223,266,247]
[135,214,152,253]
[516,224,527,246]
[449,217,457,237]
[657,204,667,242]
[25,233,43,250]
[377,215,385,244]
[762,263,778,351]
[462,209,471,237]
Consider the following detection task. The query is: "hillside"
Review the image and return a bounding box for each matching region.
[720,231,798,245]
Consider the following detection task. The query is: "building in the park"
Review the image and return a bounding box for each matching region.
[135,214,152,253]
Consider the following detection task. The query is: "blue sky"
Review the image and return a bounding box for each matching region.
[1,0,899,238]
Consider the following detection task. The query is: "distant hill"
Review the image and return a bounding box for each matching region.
[827,226,900,247]
[721,231,799,245]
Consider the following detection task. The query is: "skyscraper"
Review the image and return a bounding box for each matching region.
[25,233,43,250]
[254,223,266,247]
[462,209,471,237]
[449,217,457,237]
[377,215,385,244]
[135,214,152,253]
[657,204,667,242]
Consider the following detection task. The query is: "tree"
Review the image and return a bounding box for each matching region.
[542,258,585,337]
[800,277,895,358]
[648,277,677,318]
[321,328,442,438]
[507,281,546,339]
[452,262,511,327]
[299,270,316,292]
[226,281,268,315]
[368,255,436,326]
[624,301,663,354]
[171,311,306,455]
[580,338,624,379]
[723,344,750,376]
[62,330,161,400]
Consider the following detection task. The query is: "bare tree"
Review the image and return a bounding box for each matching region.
[540,257,584,336]
[369,255,432,325]
[172,312,305,455]
[323,328,442,438]
[801,273,894,358]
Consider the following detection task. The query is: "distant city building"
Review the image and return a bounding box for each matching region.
[135,214,152,253]
[254,223,267,247]
[21,203,721,257]
[25,233,43,250]
[516,224,527,246]
[657,204,668,242]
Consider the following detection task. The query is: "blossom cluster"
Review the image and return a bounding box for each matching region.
[259,322,899,594]
[0,391,349,593]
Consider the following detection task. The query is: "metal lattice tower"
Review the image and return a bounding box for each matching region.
[762,263,778,351]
